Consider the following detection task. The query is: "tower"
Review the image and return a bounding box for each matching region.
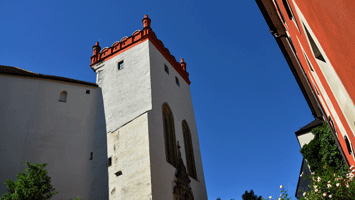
[90,15,207,199]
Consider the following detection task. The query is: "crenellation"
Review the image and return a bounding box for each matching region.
[90,15,191,85]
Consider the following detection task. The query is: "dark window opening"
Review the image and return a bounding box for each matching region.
[182,120,197,179]
[304,52,314,72]
[165,64,169,74]
[344,136,352,155]
[115,171,122,177]
[282,0,294,20]
[86,90,90,94]
[175,77,180,87]
[118,61,124,70]
[274,0,285,23]
[162,103,177,167]
[108,157,112,167]
[89,152,93,160]
[304,25,326,62]
[59,91,67,102]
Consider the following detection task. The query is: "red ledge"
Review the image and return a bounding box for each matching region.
[90,15,190,85]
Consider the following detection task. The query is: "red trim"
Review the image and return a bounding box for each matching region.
[90,15,190,85]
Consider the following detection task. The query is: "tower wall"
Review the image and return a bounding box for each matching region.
[148,41,208,200]
[95,40,153,199]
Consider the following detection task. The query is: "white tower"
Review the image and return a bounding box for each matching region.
[90,15,207,200]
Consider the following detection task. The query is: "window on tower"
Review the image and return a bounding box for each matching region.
[59,91,67,102]
[118,60,124,70]
[175,77,180,87]
[162,103,177,167]
[182,120,197,179]
[165,64,169,74]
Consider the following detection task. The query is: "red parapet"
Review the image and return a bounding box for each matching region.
[90,15,191,85]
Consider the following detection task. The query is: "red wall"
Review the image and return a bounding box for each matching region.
[274,0,355,166]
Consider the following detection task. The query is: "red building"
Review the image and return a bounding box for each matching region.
[256,0,355,168]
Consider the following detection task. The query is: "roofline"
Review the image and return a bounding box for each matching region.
[0,65,98,87]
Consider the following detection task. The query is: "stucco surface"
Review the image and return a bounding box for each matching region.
[0,75,108,199]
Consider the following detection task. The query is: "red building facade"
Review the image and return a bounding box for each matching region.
[256,0,355,167]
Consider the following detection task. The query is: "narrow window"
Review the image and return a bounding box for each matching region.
[282,0,294,20]
[165,64,169,74]
[118,60,124,70]
[344,136,352,155]
[59,91,67,102]
[175,77,180,87]
[273,0,285,23]
[313,83,320,95]
[162,103,177,167]
[304,25,326,62]
[303,52,314,72]
[182,120,197,179]
[86,90,90,94]
[108,157,112,167]
[328,116,336,133]
[89,152,93,160]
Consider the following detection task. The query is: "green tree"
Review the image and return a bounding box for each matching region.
[242,190,262,200]
[300,122,347,175]
[1,161,58,200]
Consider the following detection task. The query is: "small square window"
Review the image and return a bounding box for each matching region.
[118,61,124,70]
[86,90,90,94]
[164,64,169,74]
[115,171,122,177]
[175,77,180,86]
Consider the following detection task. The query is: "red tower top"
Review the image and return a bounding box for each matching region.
[90,15,190,85]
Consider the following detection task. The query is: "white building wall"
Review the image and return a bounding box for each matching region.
[94,40,153,199]
[148,41,208,200]
[0,74,108,199]
[96,40,152,132]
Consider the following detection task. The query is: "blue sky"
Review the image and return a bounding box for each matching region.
[1,0,315,199]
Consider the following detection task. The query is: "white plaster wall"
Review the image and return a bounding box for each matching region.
[297,131,315,148]
[96,40,153,199]
[0,75,108,199]
[96,40,152,132]
[107,112,152,199]
[148,41,208,200]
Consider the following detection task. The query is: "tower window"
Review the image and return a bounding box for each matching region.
[89,152,93,160]
[108,157,112,167]
[115,171,122,177]
[165,64,169,74]
[86,90,90,94]
[162,103,177,167]
[59,91,67,102]
[118,60,124,70]
[175,77,180,87]
[182,120,197,179]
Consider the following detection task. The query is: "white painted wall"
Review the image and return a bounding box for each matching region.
[95,40,152,132]
[94,40,153,199]
[148,41,208,200]
[0,74,108,200]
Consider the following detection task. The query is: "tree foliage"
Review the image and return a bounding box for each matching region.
[1,162,58,200]
[242,190,262,200]
[300,122,347,175]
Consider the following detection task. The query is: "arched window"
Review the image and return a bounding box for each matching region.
[59,91,67,102]
[182,120,197,179]
[162,103,177,167]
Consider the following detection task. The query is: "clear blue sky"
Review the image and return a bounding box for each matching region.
[1,0,314,199]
